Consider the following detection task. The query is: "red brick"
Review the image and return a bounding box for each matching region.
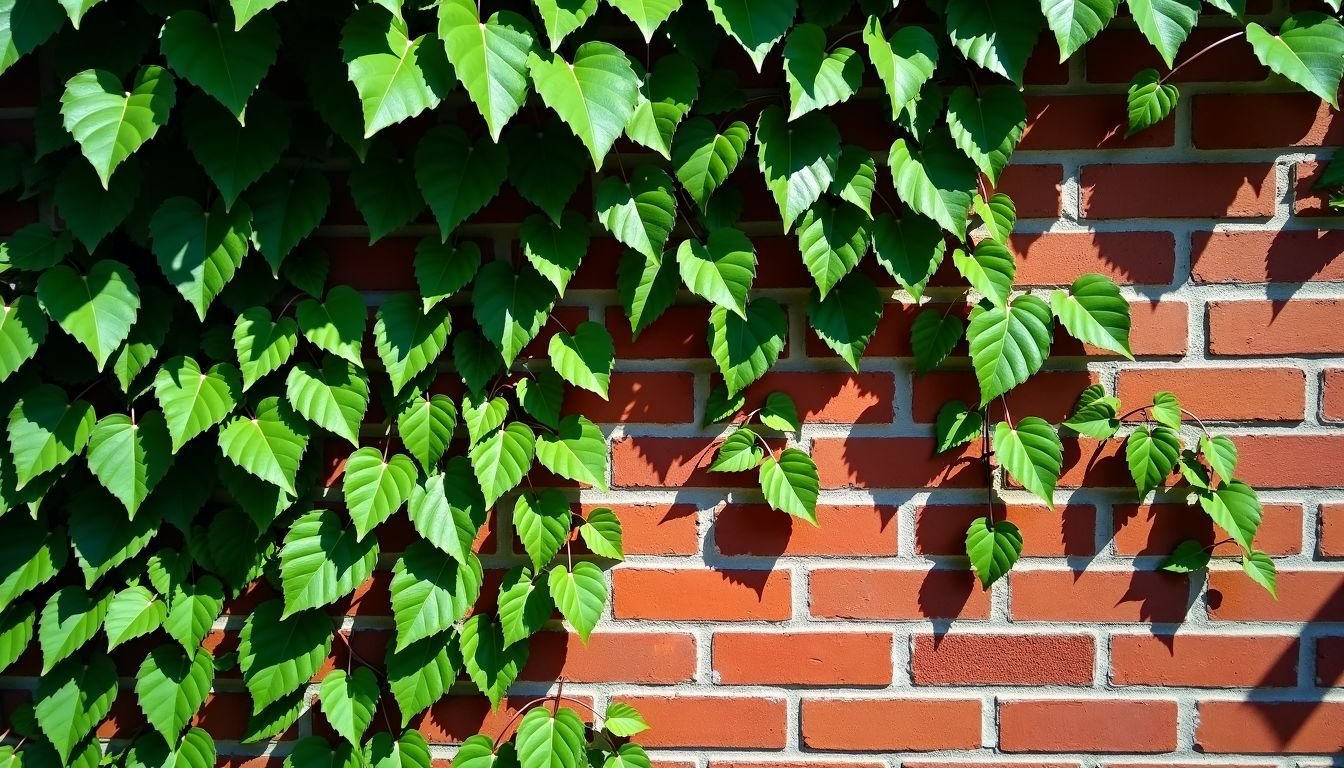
[613,568,792,621]
[1192,230,1344,284]
[579,503,698,555]
[1294,159,1335,216]
[1196,702,1344,754]
[1086,28,1267,83]
[915,504,1096,557]
[611,436,779,489]
[1211,300,1344,355]
[912,634,1095,686]
[911,370,1099,424]
[714,504,899,556]
[739,371,894,424]
[1195,93,1344,148]
[1112,503,1302,557]
[1323,371,1344,423]
[1209,570,1344,621]
[999,700,1178,753]
[565,372,695,423]
[414,695,593,744]
[801,699,981,751]
[713,632,893,685]
[1081,164,1277,219]
[617,696,787,749]
[1110,634,1298,687]
[1022,95,1174,150]
[1321,503,1344,557]
[810,568,990,620]
[1316,635,1344,685]
[995,164,1063,218]
[1011,570,1192,623]
[1228,435,1344,488]
[519,632,697,683]
[323,237,417,290]
[1115,367,1306,422]
[811,437,984,489]
[606,305,711,359]
[1011,231,1176,286]
[1055,438,1132,489]
[1121,300,1190,357]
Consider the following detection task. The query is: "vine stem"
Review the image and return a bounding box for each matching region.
[1160,31,1245,84]
[489,681,588,750]
[982,404,995,527]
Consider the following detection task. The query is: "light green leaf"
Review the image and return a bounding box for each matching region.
[387,633,461,726]
[1126,424,1181,496]
[471,260,555,367]
[945,0,1043,85]
[871,212,945,301]
[605,744,651,768]
[1242,550,1277,598]
[975,192,1016,244]
[1063,390,1120,439]
[863,18,938,119]
[498,566,553,647]
[1151,390,1182,430]
[111,291,171,395]
[0,0,64,77]
[285,358,369,446]
[547,561,605,642]
[183,90,291,209]
[1128,0,1198,68]
[889,130,977,239]
[709,298,788,396]
[965,517,1022,588]
[36,260,140,370]
[798,199,870,300]
[367,731,432,768]
[230,0,284,29]
[279,508,379,617]
[239,600,332,713]
[460,613,526,708]
[1051,273,1133,358]
[60,65,176,188]
[618,246,679,338]
[579,507,623,560]
[344,447,418,541]
[233,307,298,390]
[153,356,242,452]
[521,212,587,294]
[1199,480,1262,553]
[463,393,509,447]
[163,576,223,651]
[7,384,94,488]
[517,706,586,768]
[415,124,509,239]
[297,285,366,367]
[953,241,1016,308]
[967,294,1054,406]
[342,4,452,136]
[218,396,309,495]
[0,519,66,612]
[1041,0,1117,60]
[759,447,819,524]
[247,167,331,273]
[783,23,864,118]
[407,461,482,563]
[0,602,34,674]
[993,417,1063,506]
[946,85,1025,185]
[33,655,116,763]
[282,737,362,768]
[672,118,749,210]
[416,239,482,310]
[319,667,380,745]
[677,227,756,318]
[626,52,699,157]
[160,9,277,120]
[398,392,457,473]
[829,145,877,216]
[756,106,840,232]
[38,585,109,672]
[596,165,677,261]
[535,415,608,491]
[1247,13,1344,108]
[609,0,680,40]
[134,644,212,742]
[549,321,614,398]
[604,702,649,737]
[1200,435,1238,484]
[515,372,563,432]
[528,42,639,167]
[470,422,536,507]
[705,0,797,71]
[452,735,499,768]
[149,197,250,321]
[439,0,535,141]
[760,391,801,432]
[709,428,765,472]
[1125,68,1178,137]
[375,293,453,395]
[86,412,171,517]
[1162,539,1211,573]
[807,271,882,371]
[532,0,597,50]
[936,400,983,453]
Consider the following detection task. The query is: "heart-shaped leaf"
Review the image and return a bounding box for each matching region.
[965,516,1022,588]
[993,417,1063,506]
[967,294,1053,406]
[7,384,95,489]
[709,299,787,396]
[470,422,535,507]
[759,447,819,524]
[344,446,418,540]
[375,293,453,395]
[549,321,614,399]
[528,42,640,167]
[677,227,756,318]
[535,415,607,490]
[134,644,213,742]
[438,0,535,141]
[37,260,140,370]
[471,260,555,367]
[233,307,298,390]
[706,0,796,71]
[808,272,882,372]
[415,125,509,239]
[672,117,748,210]
[415,239,481,311]
[1126,424,1181,496]
[217,397,309,495]
[285,357,369,445]
[319,667,380,745]
[153,356,242,452]
[864,18,938,118]
[936,400,983,453]
[60,66,176,188]
[756,106,840,232]
[0,296,46,384]
[342,4,453,136]
[783,23,864,119]
[297,285,366,366]
[160,9,278,120]
[86,411,172,516]
[596,165,677,261]
[521,212,588,294]
[150,197,251,320]
[547,561,605,642]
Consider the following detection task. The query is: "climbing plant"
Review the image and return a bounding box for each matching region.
[0,0,1339,765]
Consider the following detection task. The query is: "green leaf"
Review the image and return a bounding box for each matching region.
[755,106,840,232]
[164,576,223,651]
[344,447,418,541]
[86,411,171,516]
[1151,390,1182,430]
[863,18,938,119]
[218,397,309,495]
[548,561,605,642]
[946,85,1025,185]
[618,247,679,338]
[282,738,362,768]
[183,90,291,210]
[872,212,945,301]
[705,0,797,71]
[7,384,94,489]
[230,0,284,29]
[54,157,140,251]
[297,285,366,367]
[279,508,378,616]
[807,271,882,371]
[111,291,172,395]
[1128,0,1198,68]
[1051,273,1133,359]
[387,633,461,726]
[550,321,614,398]
[33,655,116,763]
[153,357,242,452]
[416,239,481,310]
[0,519,66,611]
[605,744,651,768]
[375,293,453,395]
[1199,480,1263,553]
[348,139,425,243]
[945,0,1042,85]
[965,517,1022,588]
[1125,68,1178,137]
[498,566,553,647]
[528,42,639,167]
[2,224,73,272]
[1126,424,1181,496]
[505,115,587,223]
[0,602,34,674]
[677,227,756,318]
[233,307,298,390]
[967,294,1053,406]
[829,145,877,216]
[604,702,649,737]
[889,130,977,239]
[150,197,251,320]
[367,731,432,768]
[518,706,586,768]
[798,199,869,300]
[452,735,499,768]
[936,400,983,453]
[471,260,555,367]
[625,52,699,158]
[1247,13,1344,108]
[407,461,482,563]
[709,298,788,396]
[596,165,677,261]
[532,0,597,50]
[415,125,509,239]
[953,241,1016,308]
[460,613,526,708]
[1063,391,1120,439]
[470,422,536,507]
[439,0,535,141]
[535,415,608,491]
[319,667,379,745]
[783,23,864,118]
[1200,435,1238,484]
[760,447,819,524]
[710,428,765,472]
[135,644,212,742]
[399,392,457,472]
[672,118,749,210]
[1242,550,1277,598]
[1161,539,1212,573]
[454,329,504,395]
[0,0,64,76]
[285,358,369,446]
[342,4,452,136]
[1041,0,1117,60]
[521,213,587,295]
[579,507,623,560]
[247,167,331,274]
[239,600,332,713]
[609,0,680,40]
[993,417,1063,506]
[38,585,109,672]
[60,65,175,188]
[759,391,801,432]
[160,9,277,120]
[463,393,508,447]
[36,260,140,370]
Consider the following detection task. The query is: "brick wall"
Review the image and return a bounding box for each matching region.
[5,2,1344,765]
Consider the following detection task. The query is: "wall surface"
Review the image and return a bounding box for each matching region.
[4,1,1344,766]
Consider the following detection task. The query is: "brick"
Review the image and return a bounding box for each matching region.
[579,503,698,555]
[1011,570,1192,623]
[612,568,792,621]
[1293,159,1334,216]
[811,437,984,489]
[713,504,899,556]
[911,634,1095,686]
[415,695,593,744]
[1192,230,1344,284]
[1317,636,1344,685]
[1055,437,1132,489]
[911,370,1099,424]
[1196,702,1344,754]
[1086,28,1267,83]
[1323,371,1344,423]
[323,237,417,290]
[519,631,697,683]
[807,302,921,358]
[1110,634,1298,687]
[739,371,894,424]
[1011,231,1176,286]
[801,699,981,751]
[1021,95,1173,150]
[999,700,1178,753]
[915,504,1096,557]
[1081,164,1277,219]
[1210,299,1344,355]
[810,568,990,620]
[1115,367,1306,422]
[1226,435,1344,488]
[1195,93,1344,148]
[606,305,711,359]
[1321,503,1344,557]
[564,372,695,423]
[611,436,778,489]
[995,164,1063,218]
[712,631,893,685]
[1112,503,1302,557]
[1209,570,1344,621]
[616,696,787,748]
